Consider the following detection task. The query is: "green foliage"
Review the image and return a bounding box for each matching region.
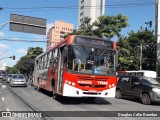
[94,14,129,38]
[118,30,156,71]
[78,17,94,36]
[8,47,43,76]
[65,14,129,39]
[27,47,43,59]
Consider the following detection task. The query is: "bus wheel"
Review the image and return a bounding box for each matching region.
[37,82,41,92]
[116,89,122,99]
[141,93,151,105]
[52,86,58,100]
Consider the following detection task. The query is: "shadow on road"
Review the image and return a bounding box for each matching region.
[57,97,112,105]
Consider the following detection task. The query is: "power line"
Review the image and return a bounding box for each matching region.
[4,2,154,9]
[1,2,155,12]
[0,37,157,45]
[0,38,58,43]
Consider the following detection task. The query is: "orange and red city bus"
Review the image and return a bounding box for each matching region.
[32,35,118,100]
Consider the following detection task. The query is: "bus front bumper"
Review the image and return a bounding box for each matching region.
[63,83,116,97]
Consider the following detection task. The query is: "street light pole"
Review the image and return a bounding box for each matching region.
[0,56,15,60]
[0,22,9,30]
[156,0,160,76]
[140,44,142,71]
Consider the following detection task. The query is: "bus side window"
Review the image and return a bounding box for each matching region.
[53,57,58,67]
[47,51,52,68]
[49,50,54,67]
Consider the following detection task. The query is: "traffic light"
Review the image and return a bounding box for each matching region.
[149,21,152,28]
[13,55,15,60]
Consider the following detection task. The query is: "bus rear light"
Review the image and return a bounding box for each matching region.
[112,84,115,87]
[109,85,112,88]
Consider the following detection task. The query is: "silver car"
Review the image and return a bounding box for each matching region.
[10,74,27,87]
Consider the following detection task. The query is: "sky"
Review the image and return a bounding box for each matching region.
[0,0,155,68]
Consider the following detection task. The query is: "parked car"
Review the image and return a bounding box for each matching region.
[9,74,27,87]
[116,75,160,105]
[154,77,160,83]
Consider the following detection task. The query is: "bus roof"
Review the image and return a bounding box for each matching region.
[35,35,114,60]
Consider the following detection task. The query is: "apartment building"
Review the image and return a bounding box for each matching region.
[47,21,74,49]
[78,0,105,27]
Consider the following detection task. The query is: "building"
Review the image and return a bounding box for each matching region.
[47,21,74,49]
[0,63,7,71]
[78,0,105,27]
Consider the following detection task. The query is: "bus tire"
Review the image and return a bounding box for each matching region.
[52,86,58,100]
[37,82,41,92]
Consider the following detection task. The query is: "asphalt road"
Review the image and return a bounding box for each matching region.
[0,80,160,120]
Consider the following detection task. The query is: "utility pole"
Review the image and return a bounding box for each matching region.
[140,44,142,71]
[156,0,160,76]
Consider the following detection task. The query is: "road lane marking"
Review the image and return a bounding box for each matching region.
[1,85,6,88]
[2,97,5,101]
[6,108,10,111]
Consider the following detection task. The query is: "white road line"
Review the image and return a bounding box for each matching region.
[2,97,5,101]
[6,108,10,111]
[1,85,6,88]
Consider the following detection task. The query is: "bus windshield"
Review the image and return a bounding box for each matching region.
[67,45,116,75]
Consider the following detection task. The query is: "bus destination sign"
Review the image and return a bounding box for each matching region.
[75,37,113,49]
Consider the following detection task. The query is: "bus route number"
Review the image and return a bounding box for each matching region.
[98,81,108,85]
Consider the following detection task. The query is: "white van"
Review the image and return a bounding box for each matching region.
[118,70,157,78]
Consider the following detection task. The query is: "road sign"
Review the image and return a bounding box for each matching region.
[10,14,46,35]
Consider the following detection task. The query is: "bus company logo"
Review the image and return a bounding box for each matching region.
[77,81,92,84]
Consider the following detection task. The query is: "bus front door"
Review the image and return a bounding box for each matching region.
[57,46,67,94]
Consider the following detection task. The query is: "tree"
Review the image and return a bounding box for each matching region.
[8,47,43,76]
[27,47,43,59]
[93,14,129,39]
[78,17,94,36]
[65,14,129,39]
[117,36,133,70]
[118,30,156,71]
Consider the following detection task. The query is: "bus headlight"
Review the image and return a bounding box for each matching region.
[152,88,160,93]
[68,81,71,84]
[72,82,75,86]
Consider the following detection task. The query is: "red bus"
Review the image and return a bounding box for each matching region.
[32,35,118,100]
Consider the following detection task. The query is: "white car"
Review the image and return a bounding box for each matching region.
[9,74,27,87]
